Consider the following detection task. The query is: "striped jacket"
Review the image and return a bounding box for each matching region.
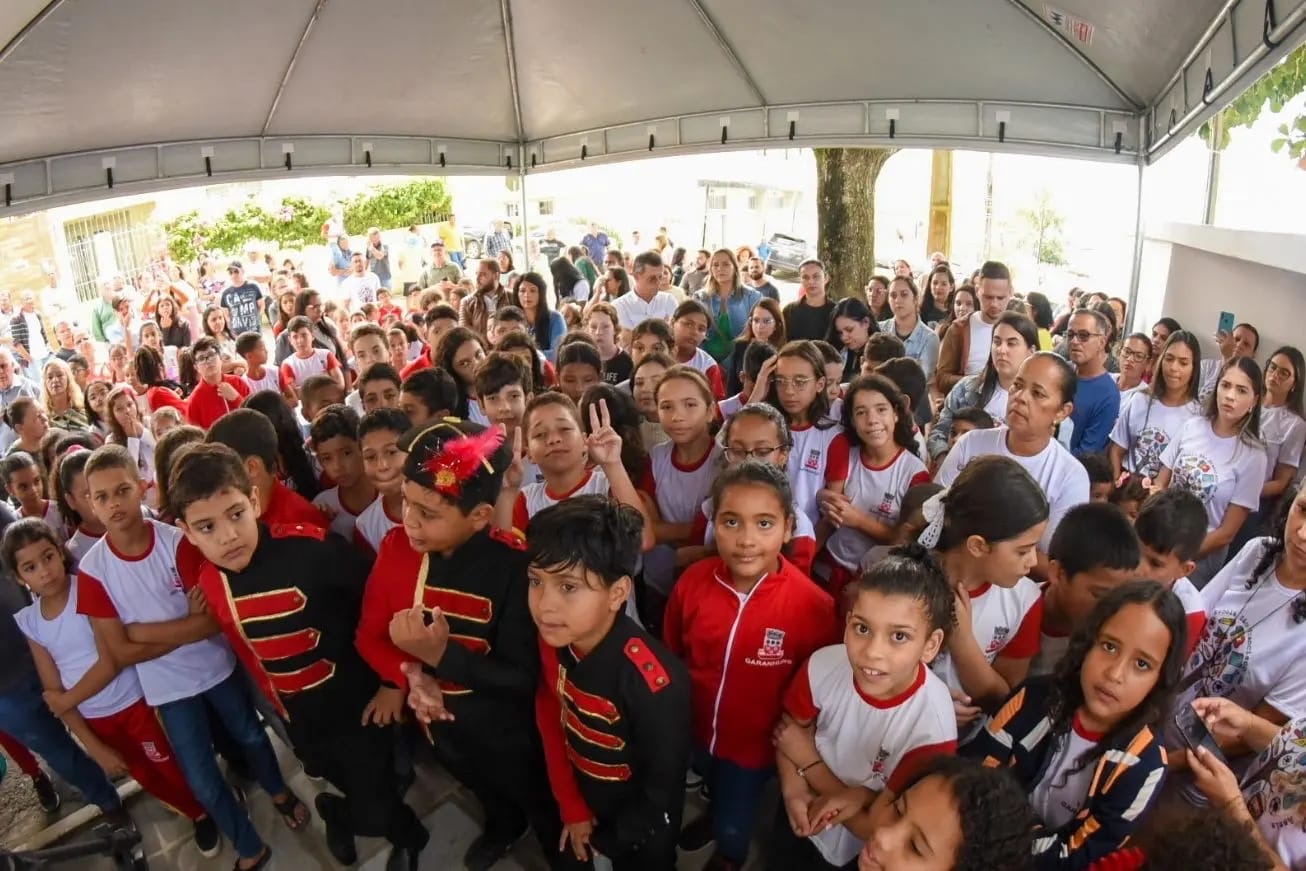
[963,677,1168,870]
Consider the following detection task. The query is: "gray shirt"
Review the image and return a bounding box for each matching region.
[0,377,42,453]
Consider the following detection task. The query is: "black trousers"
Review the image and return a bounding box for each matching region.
[429,720,572,866]
[291,719,428,851]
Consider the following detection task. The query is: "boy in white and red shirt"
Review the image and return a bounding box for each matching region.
[498,393,650,545]
[353,408,410,554]
[76,444,302,868]
[1134,489,1209,657]
[309,404,376,541]
[236,332,293,403]
[671,300,726,400]
[280,316,344,391]
[772,545,957,869]
[664,463,838,868]
[1031,502,1141,677]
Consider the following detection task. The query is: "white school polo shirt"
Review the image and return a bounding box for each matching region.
[76,520,235,706]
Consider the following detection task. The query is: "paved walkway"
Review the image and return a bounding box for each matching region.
[2,732,742,870]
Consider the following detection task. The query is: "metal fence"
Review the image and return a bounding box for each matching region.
[64,209,161,303]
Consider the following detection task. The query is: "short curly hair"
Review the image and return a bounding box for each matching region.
[1134,807,1274,871]
[900,756,1034,871]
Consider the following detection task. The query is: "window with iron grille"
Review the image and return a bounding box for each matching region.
[64,209,159,303]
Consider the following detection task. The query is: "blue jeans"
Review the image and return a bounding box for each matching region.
[693,747,774,863]
[451,251,466,268]
[157,669,286,859]
[0,674,120,810]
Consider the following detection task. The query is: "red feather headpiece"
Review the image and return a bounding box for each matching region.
[421,427,505,497]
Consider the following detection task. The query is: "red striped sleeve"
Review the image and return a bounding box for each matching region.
[512,492,529,535]
[781,657,819,722]
[1184,611,1206,659]
[75,572,119,619]
[824,433,851,484]
[1003,595,1045,659]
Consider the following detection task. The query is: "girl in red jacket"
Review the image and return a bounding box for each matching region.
[663,462,840,871]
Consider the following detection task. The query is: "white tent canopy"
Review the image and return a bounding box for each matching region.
[0,0,1303,216]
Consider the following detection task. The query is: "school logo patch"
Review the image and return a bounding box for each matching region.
[758,628,786,659]
[870,748,891,785]
[986,625,1010,656]
[803,448,822,472]
[141,741,168,763]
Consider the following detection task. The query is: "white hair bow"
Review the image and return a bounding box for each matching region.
[916,489,948,549]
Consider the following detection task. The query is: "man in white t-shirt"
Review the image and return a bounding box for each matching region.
[613,250,678,343]
[934,261,1012,395]
[339,251,381,311]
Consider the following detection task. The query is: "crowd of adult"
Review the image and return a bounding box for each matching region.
[0,219,1299,871]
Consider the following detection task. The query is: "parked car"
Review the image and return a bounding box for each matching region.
[763,233,809,275]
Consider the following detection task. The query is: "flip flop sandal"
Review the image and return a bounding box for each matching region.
[273,791,311,831]
[233,846,272,871]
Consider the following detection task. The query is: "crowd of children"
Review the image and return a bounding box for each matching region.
[0,250,1301,871]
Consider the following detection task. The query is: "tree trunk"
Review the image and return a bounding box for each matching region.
[814,147,898,301]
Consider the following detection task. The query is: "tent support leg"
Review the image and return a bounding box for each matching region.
[518,170,531,272]
[1125,160,1146,332]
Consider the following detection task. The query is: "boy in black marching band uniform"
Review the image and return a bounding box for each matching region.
[169,443,429,870]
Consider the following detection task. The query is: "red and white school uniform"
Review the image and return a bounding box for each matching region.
[663,557,838,769]
[243,365,288,397]
[512,467,612,532]
[821,437,930,575]
[641,442,721,526]
[688,495,817,577]
[66,526,103,568]
[1171,576,1206,659]
[260,480,329,528]
[354,495,403,554]
[21,500,67,542]
[77,521,237,705]
[784,650,957,866]
[16,583,205,820]
[717,392,746,420]
[677,347,726,400]
[313,485,370,541]
[279,349,341,391]
[786,422,844,531]
[929,578,1043,740]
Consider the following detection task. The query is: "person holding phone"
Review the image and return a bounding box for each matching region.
[1178,697,1296,870]
[1199,320,1259,400]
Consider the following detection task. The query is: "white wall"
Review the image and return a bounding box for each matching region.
[1136,222,1306,365]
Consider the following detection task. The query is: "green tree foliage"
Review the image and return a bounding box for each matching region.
[1015,190,1067,266]
[343,179,452,234]
[1201,43,1306,160]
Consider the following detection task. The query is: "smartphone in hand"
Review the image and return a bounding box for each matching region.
[1175,702,1226,763]
[1216,310,1235,337]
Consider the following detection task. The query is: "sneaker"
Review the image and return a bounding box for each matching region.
[193,815,221,858]
[32,771,60,813]
[462,827,526,871]
[676,812,715,852]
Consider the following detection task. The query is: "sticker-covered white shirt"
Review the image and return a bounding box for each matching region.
[936,426,1089,551]
[1108,391,1201,478]
[1239,715,1306,868]
[1258,405,1306,480]
[784,648,957,867]
[1160,418,1266,532]
[16,581,144,719]
[76,520,235,706]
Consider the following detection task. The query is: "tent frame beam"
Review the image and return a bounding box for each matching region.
[999,0,1142,110]
[498,0,526,147]
[0,0,65,66]
[261,0,328,137]
[683,0,768,108]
